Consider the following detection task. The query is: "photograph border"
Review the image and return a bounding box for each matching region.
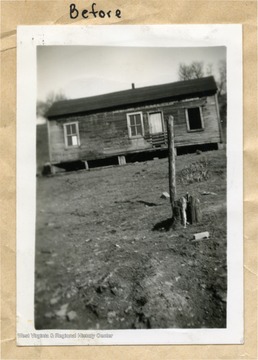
[16,24,243,346]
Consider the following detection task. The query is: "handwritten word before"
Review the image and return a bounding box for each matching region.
[70,3,121,19]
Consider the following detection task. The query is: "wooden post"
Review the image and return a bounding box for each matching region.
[50,164,56,175]
[167,116,176,216]
[118,155,126,165]
[187,195,202,224]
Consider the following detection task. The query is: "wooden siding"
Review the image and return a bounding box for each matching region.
[48,95,221,164]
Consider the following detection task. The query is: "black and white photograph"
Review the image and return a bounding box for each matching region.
[17,25,243,345]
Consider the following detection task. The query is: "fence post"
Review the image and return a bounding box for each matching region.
[167,115,176,217]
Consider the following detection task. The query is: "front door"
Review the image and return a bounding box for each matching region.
[149,112,163,134]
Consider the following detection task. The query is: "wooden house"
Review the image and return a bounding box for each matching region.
[46,76,222,170]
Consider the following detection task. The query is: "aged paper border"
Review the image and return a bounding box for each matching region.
[1,1,257,359]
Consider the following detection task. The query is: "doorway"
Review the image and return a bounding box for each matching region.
[148,112,164,134]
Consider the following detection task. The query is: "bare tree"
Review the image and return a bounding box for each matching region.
[206,63,213,77]
[178,62,204,81]
[178,60,226,95]
[37,91,68,118]
[178,63,193,81]
[217,60,227,95]
[191,62,204,78]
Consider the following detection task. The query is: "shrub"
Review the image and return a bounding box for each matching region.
[179,158,209,184]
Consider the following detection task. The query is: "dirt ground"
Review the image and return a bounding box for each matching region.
[35,149,227,330]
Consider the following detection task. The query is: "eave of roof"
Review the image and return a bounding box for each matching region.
[47,76,217,119]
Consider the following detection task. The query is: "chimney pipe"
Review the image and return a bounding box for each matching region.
[131,83,135,89]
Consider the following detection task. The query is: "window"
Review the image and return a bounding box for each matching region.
[185,107,204,131]
[64,122,80,147]
[127,112,144,138]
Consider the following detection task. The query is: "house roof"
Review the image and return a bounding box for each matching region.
[47,76,217,119]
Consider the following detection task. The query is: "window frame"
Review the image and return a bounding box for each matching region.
[63,121,80,148]
[126,112,144,138]
[185,106,204,132]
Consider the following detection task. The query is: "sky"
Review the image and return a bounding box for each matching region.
[37,46,226,102]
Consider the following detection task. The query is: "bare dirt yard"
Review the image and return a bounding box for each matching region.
[35,149,227,330]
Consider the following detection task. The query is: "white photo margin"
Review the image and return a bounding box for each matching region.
[17,24,243,346]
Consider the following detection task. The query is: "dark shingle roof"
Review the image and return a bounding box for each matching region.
[47,76,217,119]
